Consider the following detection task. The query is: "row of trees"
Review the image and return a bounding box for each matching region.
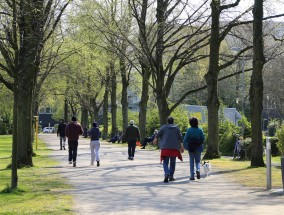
[1,0,284,190]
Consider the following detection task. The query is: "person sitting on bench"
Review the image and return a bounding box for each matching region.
[141,129,158,149]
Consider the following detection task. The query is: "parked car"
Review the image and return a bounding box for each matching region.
[43,127,54,133]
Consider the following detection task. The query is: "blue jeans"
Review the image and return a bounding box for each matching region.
[189,150,201,178]
[163,156,176,178]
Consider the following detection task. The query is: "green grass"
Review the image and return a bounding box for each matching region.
[210,156,283,188]
[0,135,74,214]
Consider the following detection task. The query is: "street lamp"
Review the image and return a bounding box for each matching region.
[231,46,245,137]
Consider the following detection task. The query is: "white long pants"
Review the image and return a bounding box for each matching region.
[90,140,100,164]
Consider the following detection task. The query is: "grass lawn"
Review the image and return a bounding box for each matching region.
[0,135,74,214]
[210,156,283,188]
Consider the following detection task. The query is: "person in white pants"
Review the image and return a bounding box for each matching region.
[88,122,101,167]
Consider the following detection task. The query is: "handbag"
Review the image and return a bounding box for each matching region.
[136,141,141,146]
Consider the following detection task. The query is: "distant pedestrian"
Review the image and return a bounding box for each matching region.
[183,117,205,180]
[88,122,101,167]
[57,119,67,150]
[153,117,184,183]
[233,135,242,159]
[65,116,83,167]
[124,120,140,160]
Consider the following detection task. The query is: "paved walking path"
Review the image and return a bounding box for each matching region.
[39,134,284,215]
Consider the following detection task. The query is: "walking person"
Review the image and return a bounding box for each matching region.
[65,116,84,167]
[124,120,140,160]
[183,117,205,180]
[88,122,101,167]
[153,117,184,183]
[57,119,67,150]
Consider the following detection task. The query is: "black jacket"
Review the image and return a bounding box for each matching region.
[124,125,140,142]
[57,123,67,137]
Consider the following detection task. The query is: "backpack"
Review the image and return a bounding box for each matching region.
[188,137,202,152]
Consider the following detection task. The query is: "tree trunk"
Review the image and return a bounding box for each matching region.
[17,76,34,166]
[102,69,110,139]
[156,86,170,125]
[203,0,221,159]
[155,0,169,126]
[250,0,265,167]
[81,105,89,130]
[138,0,150,142]
[120,55,129,135]
[11,82,18,189]
[139,65,151,143]
[110,62,117,137]
[90,98,100,121]
[64,99,69,123]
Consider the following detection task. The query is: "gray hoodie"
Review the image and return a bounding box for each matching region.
[156,124,183,150]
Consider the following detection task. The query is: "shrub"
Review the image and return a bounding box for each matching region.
[238,114,252,138]
[269,137,279,156]
[276,125,284,156]
[240,137,252,160]
[0,124,8,135]
[267,119,279,136]
[219,121,240,156]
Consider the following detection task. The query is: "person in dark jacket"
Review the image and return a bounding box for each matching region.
[57,119,67,150]
[88,122,101,167]
[65,116,83,167]
[124,120,140,160]
[153,117,184,183]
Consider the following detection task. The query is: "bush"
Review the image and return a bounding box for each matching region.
[219,121,240,156]
[240,138,252,160]
[238,114,252,138]
[276,125,284,156]
[270,137,279,156]
[0,124,8,135]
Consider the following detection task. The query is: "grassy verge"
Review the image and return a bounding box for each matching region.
[0,135,74,214]
[210,156,283,188]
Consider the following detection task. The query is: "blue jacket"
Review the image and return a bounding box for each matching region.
[156,124,183,150]
[183,127,205,152]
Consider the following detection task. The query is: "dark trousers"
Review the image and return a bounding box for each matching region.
[142,137,152,147]
[127,140,136,158]
[68,140,78,162]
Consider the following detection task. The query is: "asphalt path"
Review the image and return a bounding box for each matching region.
[39,134,284,215]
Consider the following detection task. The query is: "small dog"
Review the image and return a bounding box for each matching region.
[202,161,211,177]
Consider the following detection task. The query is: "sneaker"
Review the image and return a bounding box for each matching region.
[141,146,145,149]
[164,176,169,183]
[73,162,76,167]
[169,177,175,181]
[69,161,72,164]
[190,177,195,181]
[196,171,201,179]
[97,161,100,167]
[63,146,66,150]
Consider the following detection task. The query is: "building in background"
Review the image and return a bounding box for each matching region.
[185,105,242,125]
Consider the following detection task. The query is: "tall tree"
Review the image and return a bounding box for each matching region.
[130,0,152,143]
[250,0,265,166]
[0,0,70,189]
[203,0,251,159]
